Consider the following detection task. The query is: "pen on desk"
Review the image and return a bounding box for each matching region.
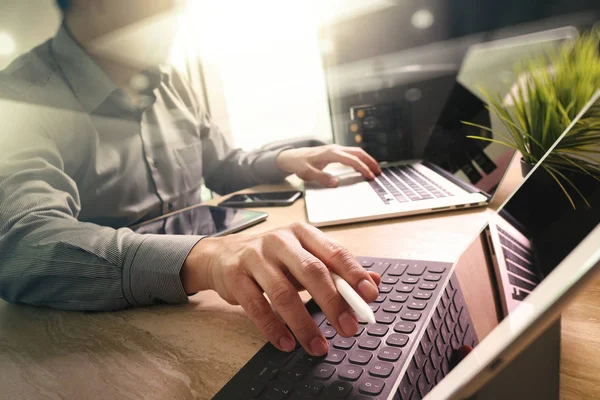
[330,272,376,325]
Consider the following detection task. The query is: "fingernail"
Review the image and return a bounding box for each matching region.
[310,336,329,356]
[338,311,358,337]
[328,177,339,187]
[279,336,296,352]
[358,279,378,300]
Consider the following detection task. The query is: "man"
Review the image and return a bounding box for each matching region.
[0,0,382,357]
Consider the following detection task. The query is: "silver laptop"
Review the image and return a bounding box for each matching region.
[305,28,577,227]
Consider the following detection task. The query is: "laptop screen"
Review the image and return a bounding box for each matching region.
[438,93,600,395]
[421,81,515,198]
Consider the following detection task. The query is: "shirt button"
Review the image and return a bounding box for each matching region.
[150,159,159,168]
[168,202,174,211]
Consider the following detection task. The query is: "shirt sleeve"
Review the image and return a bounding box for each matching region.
[200,113,292,194]
[0,104,201,311]
[167,69,292,195]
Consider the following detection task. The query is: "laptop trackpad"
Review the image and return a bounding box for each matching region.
[336,173,365,186]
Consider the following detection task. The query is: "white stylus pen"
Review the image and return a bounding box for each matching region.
[331,272,376,324]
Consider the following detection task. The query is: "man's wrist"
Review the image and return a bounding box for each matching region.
[275,148,297,174]
[180,236,219,295]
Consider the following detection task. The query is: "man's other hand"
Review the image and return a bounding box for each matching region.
[276,145,382,187]
[180,222,381,356]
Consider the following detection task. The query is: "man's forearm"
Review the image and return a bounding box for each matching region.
[0,212,202,311]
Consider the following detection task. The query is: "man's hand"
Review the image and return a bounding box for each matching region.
[276,144,382,187]
[180,222,381,356]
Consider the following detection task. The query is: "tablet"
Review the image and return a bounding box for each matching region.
[130,205,268,237]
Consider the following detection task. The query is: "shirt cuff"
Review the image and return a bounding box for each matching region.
[254,147,293,183]
[122,234,204,306]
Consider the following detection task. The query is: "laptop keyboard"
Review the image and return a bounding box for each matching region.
[213,257,477,400]
[496,227,539,298]
[369,165,454,205]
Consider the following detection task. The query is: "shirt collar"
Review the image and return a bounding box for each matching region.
[51,25,169,113]
[51,25,118,113]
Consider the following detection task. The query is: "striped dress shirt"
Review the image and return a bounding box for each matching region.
[0,26,289,311]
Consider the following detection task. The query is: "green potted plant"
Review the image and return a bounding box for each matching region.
[464,27,600,208]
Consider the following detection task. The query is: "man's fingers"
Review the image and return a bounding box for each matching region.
[298,165,339,187]
[368,271,382,286]
[344,146,382,175]
[272,240,359,338]
[235,276,296,352]
[326,149,375,180]
[251,262,329,356]
[292,223,380,303]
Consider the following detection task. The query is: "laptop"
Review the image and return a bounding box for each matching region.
[304,28,576,228]
[212,91,599,399]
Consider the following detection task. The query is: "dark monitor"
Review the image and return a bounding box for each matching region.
[319,0,600,158]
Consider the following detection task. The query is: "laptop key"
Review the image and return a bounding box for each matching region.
[325,349,346,364]
[399,377,414,400]
[401,311,422,321]
[424,274,441,282]
[358,337,381,350]
[297,380,324,397]
[382,276,399,284]
[417,372,431,397]
[338,365,364,381]
[320,326,337,339]
[407,367,420,385]
[390,293,409,302]
[402,276,420,284]
[265,382,292,400]
[332,337,356,350]
[429,266,446,274]
[414,347,427,369]
[388,263,409,276]
[371,261,392,276]
[407,264,426,276]
[359,259,374,268]
[369,304,380,313]
[367,324,389,337]
[419,282,437,291]
[407,300,427,310]
[383,303,402,313]
[369,361,394,378]
[376,313,396,324]
[396,285,414,293]
[312,364,336,380]
[257,366,280,381]
[326,381,353,398]
[378,285,393,293]
[386,333,409,347]
[413,291,432,300]
[359,378,385,396]
[374,294,387,303]
[249,382,266,398]
[349,349,373,365]
[379,346,402,362]
[394,321,416,334]
[354,326,365,337]
[281,367,305,382]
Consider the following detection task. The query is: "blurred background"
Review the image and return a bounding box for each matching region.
[1,0,599,152]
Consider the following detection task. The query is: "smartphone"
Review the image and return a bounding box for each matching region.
[219,190,303,208]
[130,205,267,236]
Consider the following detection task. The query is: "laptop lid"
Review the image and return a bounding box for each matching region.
[425,90,600,399]
[421,28,576,199]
